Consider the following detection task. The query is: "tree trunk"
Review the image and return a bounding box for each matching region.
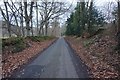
[45,21,49,36]
[36,2,39,36]
[20,2,25,37]
[24,2,34,36]
[4,2,11,37]
[30,2,34,36]
[38,21,44,35]
[87,0,93,34]
[7,22,11,37]
[26,21,30,36]
[117,1,120,50]
[118,2,120,32]
[31,16,34,36]
[24,2,30,36]
[8,2,21,37]
[45,24,47,36]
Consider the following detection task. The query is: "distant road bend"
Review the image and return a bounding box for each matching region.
[12,37,89,78]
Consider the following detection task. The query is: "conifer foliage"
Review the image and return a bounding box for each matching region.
[66,2,105,37]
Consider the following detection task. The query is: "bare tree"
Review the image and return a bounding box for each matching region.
[31,15,34,36]
[0,2,12,37]
[38,0,71,35]
[7,1,22,36]
[24,1,34,36]
[0,0,71,37]
[36,2,39,35]
[19,2,25,37]
[103,2,117,23]
[0,1,26,37]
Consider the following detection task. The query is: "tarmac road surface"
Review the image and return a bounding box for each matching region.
[12,37,89,78]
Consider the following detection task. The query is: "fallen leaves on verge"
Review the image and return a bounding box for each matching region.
[2,39,56,78]
[65,35,120,78]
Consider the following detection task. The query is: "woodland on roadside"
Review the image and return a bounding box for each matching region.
[65,1,120,78]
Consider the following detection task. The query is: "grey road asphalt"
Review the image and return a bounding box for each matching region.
[12,37,89,78]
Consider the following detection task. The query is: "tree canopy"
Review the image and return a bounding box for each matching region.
[65,2,105,37]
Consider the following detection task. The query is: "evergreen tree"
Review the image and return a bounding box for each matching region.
[65,2,105,37]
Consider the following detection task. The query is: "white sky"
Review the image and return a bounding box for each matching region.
[95,0,117,6]
[0,0,117,6]
[68,0,117,6]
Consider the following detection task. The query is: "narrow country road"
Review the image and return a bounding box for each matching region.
[12,38,89,78]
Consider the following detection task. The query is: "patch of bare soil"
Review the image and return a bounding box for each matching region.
[65,35,120,78]
[2,39,56,78]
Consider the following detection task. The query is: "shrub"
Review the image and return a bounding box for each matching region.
[2,36,55,54]
[2,37,26,53]
[26,36,55,42]
[83,39,94,47]
[13,42,26,53]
